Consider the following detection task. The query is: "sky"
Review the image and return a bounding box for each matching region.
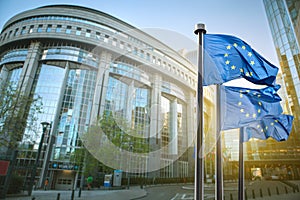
[0,0,279,66]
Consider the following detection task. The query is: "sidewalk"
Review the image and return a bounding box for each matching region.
[5,186,147,200]
[252,192,300,200]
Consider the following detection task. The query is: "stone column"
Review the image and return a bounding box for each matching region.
[169,98,178,155]
[149,74,162,144]
[19,42,42,95]
[90,51,112,123]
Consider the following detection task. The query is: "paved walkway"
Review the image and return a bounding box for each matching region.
[5,186,146,200]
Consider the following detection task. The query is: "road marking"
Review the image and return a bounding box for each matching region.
[170,193,179,200]
[170,193,215,200]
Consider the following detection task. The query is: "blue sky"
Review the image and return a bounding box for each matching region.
[0,0,279,66]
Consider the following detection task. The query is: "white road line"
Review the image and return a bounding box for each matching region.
[170,193,179,200]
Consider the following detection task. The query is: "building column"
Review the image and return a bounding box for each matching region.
[149,74,162,144]
[169,98,178,155]
[125,80,135,123]
[148,74,161,178]
[90,51,112,123]
[0,65,9,86]
[19,42,42,95]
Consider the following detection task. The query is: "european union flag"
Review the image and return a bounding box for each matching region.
[204,34,279,86]
[243,114,294,142]
[221,85,283,130]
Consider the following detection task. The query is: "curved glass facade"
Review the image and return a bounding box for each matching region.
[42,47,99,68]
[0,5,204,190]
[55,68,97,161]
[0,49,28,65]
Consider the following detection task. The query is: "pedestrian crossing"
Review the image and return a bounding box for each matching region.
[171,193,215,200]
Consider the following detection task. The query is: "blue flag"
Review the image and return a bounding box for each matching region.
[204,34,279,86]
[221,85,283,130]
[243,114,294,142]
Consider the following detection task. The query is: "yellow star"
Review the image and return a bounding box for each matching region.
[257,125,260,128]
[274,120,278,123]
[242,46,246,50]
[261,129,264,132]
[240,93,243,98]
[265,126,268,130]
[240,109,244,113]
[233,43,238,47]
[246,90,250,93]
[257,94,261,98]
[240,68,244,73]
[225,60,230,65]
[253,113,257,118]
[224,53,228,57]
[248,52,252,57]
[231,65,236,70]
[245,72,250,77]
[250,72,253,76]
[246,113,250,117]
[257,109,261,113]
[271,122,274,126]
[238,102,242,106]
[250,61,255,65]
[226,45,231,49]
[258,102,262,106]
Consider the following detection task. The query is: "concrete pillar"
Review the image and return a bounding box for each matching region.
[19,42,42,95]
[125,81,135,123]
[149,74,162,144]
[0,65,9,87]
[90,51,112,122]
[169,98,178,155]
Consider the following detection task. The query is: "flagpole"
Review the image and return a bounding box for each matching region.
[194,23,206,200]
[216,84,223,200]
[238,127,245,200]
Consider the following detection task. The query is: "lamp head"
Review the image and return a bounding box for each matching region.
[41,121,50,129]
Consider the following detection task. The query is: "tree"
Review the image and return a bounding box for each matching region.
[0,82,43,149]
[78,111,150,175]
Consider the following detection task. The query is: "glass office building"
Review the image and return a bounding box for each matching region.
[263,0,299,135]
[0,5,217,190]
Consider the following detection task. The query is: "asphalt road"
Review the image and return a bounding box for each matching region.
[138,181,300,200]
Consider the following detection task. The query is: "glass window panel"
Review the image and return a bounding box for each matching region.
[37,25,43,33]
[46,25,52,32]
[56,25,62,32]
[24,64,65,148]
[66,26,72,34]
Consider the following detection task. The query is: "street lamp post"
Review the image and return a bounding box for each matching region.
[28,122,50,196]
[127,143,133,189]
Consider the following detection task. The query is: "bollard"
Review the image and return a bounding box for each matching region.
[71,189,75,200]
[57,193,60,200]
[32,197,35,200]
[252,189,255,199]
[268,188,271,196]
[78,187,82,197]
[259,188,263,198]
[293,187,296,193]
[230,193,233,200]
[285,186,288,194]
[276,186,279,195]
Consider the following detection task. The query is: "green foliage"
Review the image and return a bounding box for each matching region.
[7,173,24,194]
[0,82,43,148]
[99,112,149,153]
[75,111,150,176]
